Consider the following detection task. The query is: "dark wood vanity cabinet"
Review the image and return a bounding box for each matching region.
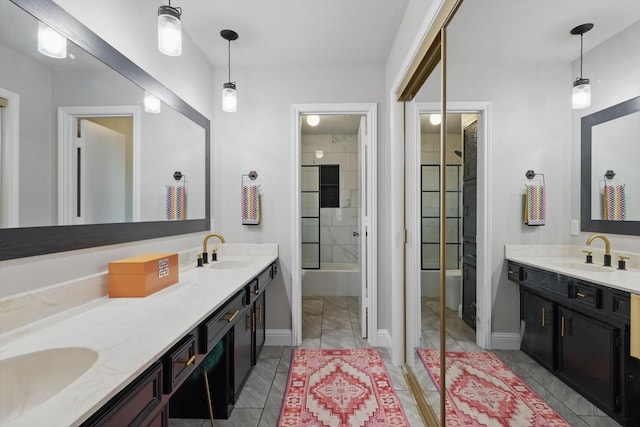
[83,261,278,426]
[509,261,639,426]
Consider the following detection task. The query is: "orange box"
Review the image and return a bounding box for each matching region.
[108,253,179,297]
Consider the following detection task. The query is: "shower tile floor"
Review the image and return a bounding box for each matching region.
[169,296,424,427]
[415,297,621,427]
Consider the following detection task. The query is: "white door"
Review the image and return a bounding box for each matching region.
[358,116,368,338]
[75,119,126,224]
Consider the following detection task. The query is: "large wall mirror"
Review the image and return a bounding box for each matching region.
[581,95,640,235]
[0,0,210,260]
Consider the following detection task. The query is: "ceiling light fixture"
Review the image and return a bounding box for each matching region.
[571,23,593,110]
[37,22,67,59]
[306,115,320,126]
[158,1,182,56]
[221,29,238,113]
[429,113,442,126]
[144,91,161,113]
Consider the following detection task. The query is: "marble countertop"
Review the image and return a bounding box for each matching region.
[0,244,278,427]
[505,245,640,294]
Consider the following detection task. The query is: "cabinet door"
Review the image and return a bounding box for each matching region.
[253,291,266,365]
[520,290,555,370]
[558,307,619,413]
[233,308,253,401]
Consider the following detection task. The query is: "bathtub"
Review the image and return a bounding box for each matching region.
[302,263,360,296]
[421,269,462,312]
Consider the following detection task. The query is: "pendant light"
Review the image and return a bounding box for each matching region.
[37,22,67,59]
[571,23,593,110]
[158,1,182,56]
[221,29,238,113]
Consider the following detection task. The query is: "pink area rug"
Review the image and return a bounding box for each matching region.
[278,348,410,426]
[418,350,570,426]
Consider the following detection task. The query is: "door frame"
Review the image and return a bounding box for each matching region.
[291,103,378,346]
[58,106,141,225]
[405,101,492,365]
[0,88,20,228]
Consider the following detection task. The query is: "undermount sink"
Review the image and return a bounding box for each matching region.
[550,258,615,273]
[0,347,98,424]
[208,259,255,270]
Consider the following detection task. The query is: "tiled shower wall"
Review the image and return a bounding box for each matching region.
[421,131,463,269]
[302,134,359,267]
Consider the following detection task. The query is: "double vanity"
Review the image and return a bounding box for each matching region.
[0,243,278,427]
[506,243,640,426]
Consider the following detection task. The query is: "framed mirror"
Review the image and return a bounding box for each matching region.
[0,0,210,260]
[581,95,640,236]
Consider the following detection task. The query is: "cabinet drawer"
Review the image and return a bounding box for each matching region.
[247,265,274,304]
[201,291,245,353]
[82,362,163,427]
[163,334,197,394]
[570,281,602,309]
[611,291,630,320]
[507,262,523,283]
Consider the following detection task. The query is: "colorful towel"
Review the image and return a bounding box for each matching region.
[524,185,545,226]
[242,185,260,225]
[166,185,186,220]
[603,184,626,221]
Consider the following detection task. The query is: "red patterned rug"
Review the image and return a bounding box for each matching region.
[418,350,570,426]
[278,348,410,426]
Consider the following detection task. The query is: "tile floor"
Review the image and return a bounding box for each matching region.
[169,296,423,427]
[170,295,621,427]
[414,297,621,427]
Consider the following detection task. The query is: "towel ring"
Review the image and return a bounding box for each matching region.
[525,170,545,187]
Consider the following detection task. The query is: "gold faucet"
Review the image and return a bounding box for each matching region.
[586,234,612,266]
[202,233,225,264]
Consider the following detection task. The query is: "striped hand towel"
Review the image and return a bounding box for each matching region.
[166,185,186,220]
[242,185,261,225]
[603,184,626,221]
[524,185,546,226]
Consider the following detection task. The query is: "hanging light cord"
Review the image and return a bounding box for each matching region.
[579,33,584,79]
[227,39,232,82]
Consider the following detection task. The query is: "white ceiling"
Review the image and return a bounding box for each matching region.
[177,0,411,68]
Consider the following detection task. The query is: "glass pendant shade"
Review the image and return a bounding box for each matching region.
[572,78,591,109]
[222,82,237,112]
[37,22,67,58]
[158,6,182,56]
[429,113,442,125]
[144,91,161,113]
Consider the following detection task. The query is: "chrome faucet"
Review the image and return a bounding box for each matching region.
[202,233,225,264]
[586,234,612,267]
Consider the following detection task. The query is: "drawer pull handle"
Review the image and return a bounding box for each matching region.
[252,289,260,295]
[183,355,196,366]
[541,308,545,327]
[561,316,565,337]
[577,292,587,298]
[508,270,513,274]
[259,303,263,323]
[224,310,240,322]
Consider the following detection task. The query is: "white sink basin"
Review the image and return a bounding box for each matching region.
[549,258,615,273]
[0,347,98,424]
[208,259,255,270]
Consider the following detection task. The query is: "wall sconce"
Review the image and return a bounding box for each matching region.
[429,113,442,125]
[221,29,238,112]
[571,23,593,110]
[306,115,320,126]
[144,91,161,113]
[37,22,67,58]
[158,1,182,56]
[315,150,324,159]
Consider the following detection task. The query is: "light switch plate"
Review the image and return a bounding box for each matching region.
[570,219,580,236]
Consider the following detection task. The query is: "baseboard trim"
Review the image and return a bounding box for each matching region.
[265,329,292,346]
[491,332,522,350]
